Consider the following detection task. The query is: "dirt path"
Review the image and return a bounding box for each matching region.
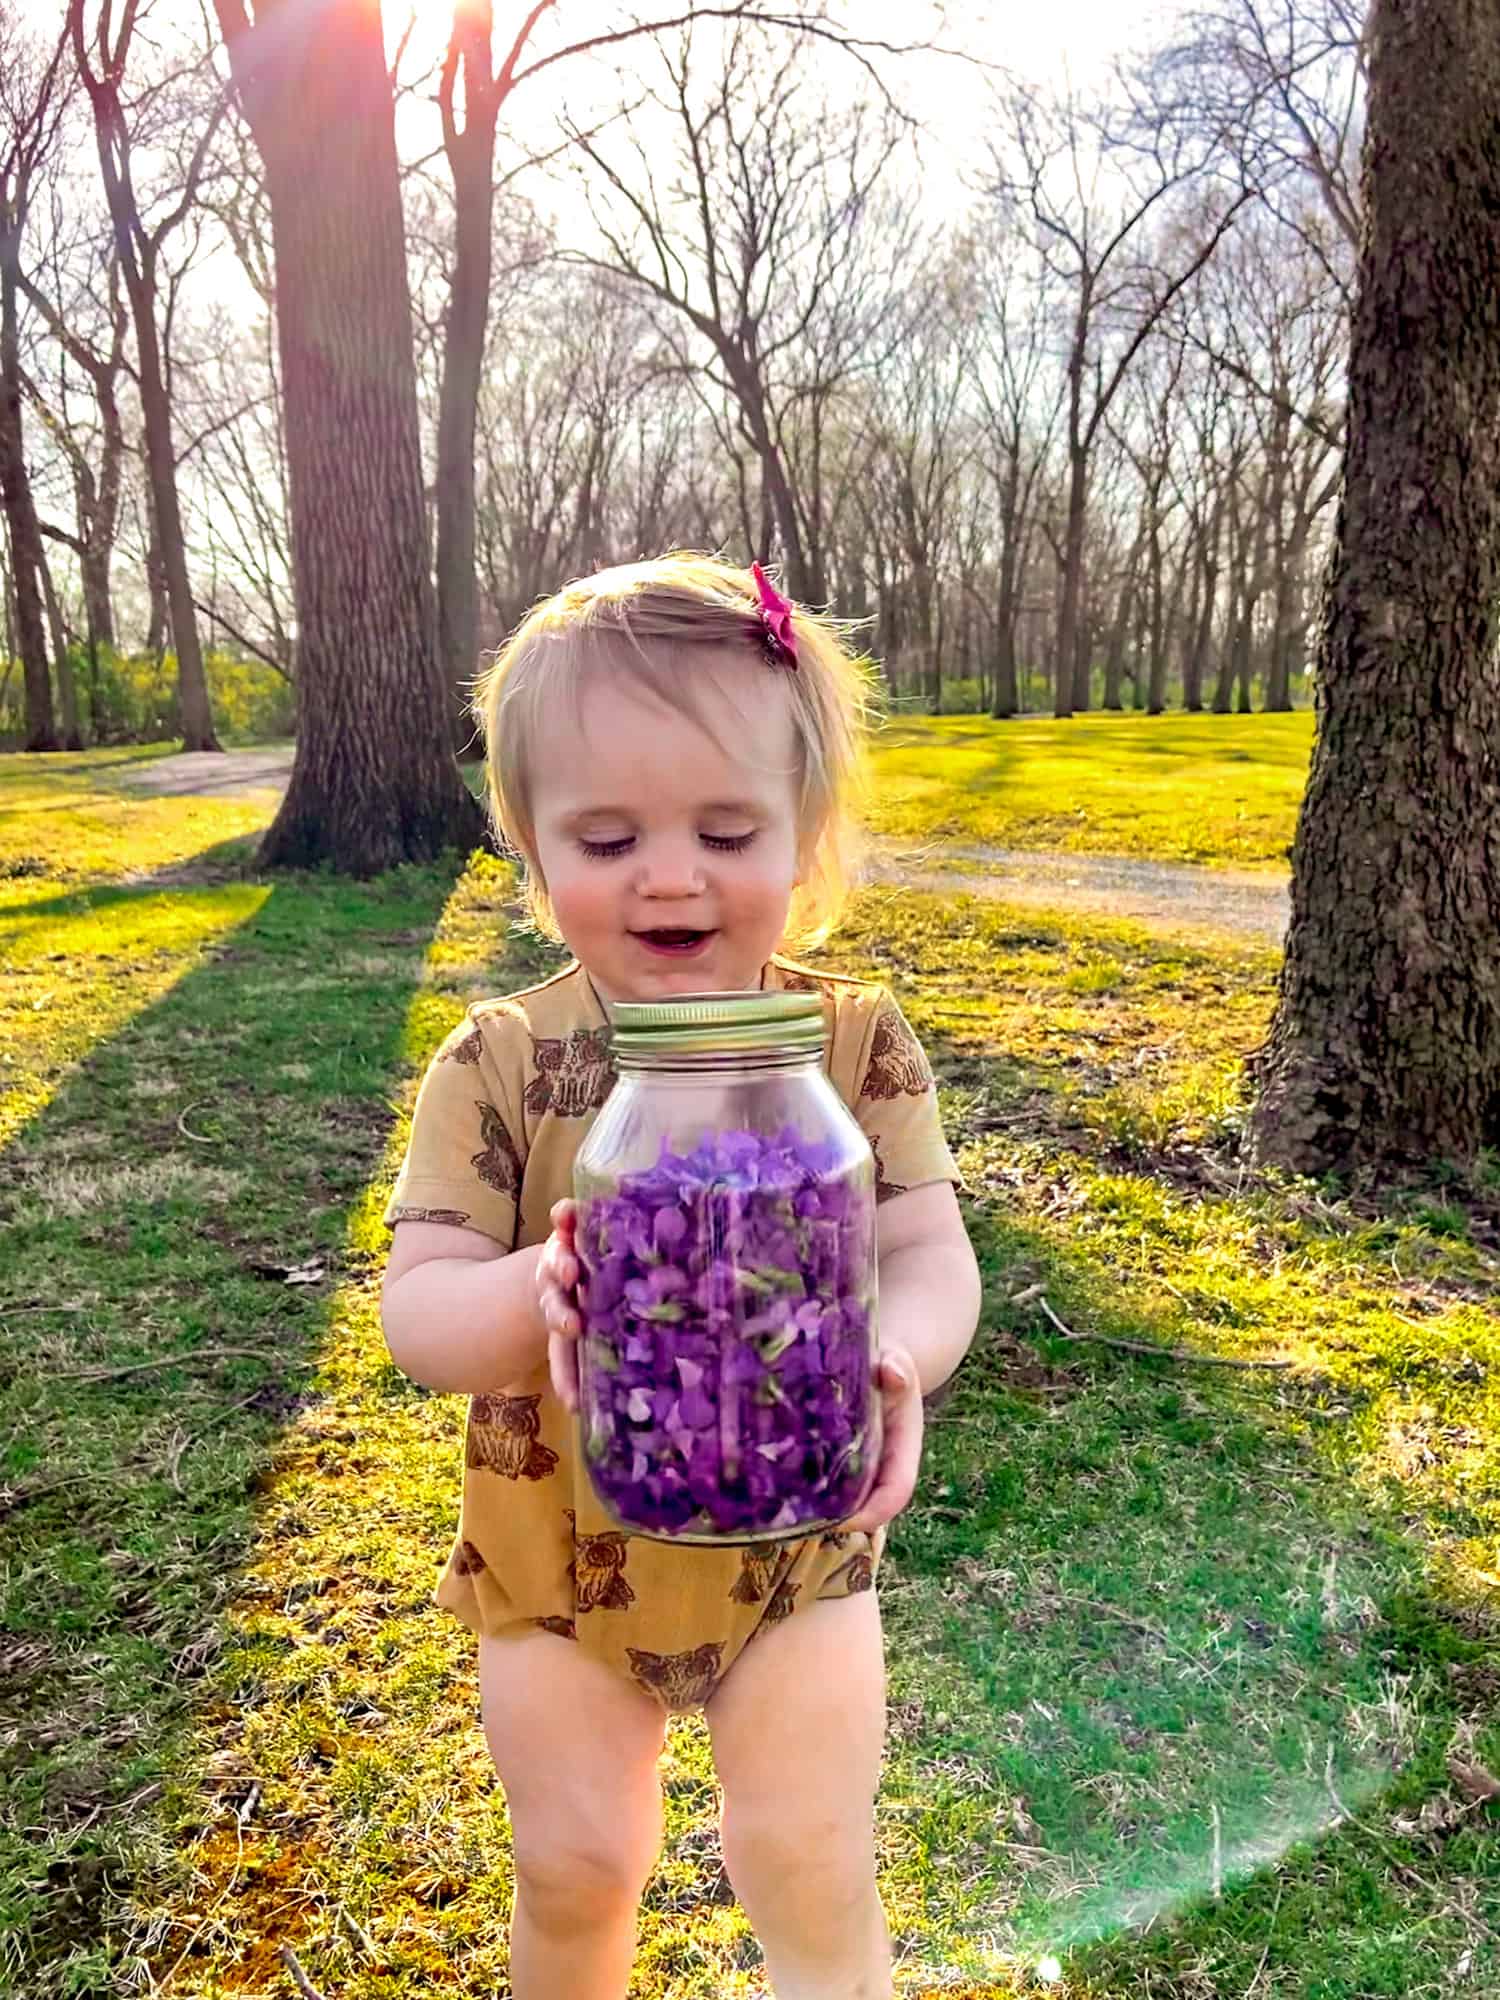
[117,745,1289,941]
[112,745,297,797]
[871,844,1288,943]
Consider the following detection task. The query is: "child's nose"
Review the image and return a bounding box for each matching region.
[636,840,706,898]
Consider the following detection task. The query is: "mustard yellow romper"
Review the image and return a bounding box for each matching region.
[382,955,961,1712]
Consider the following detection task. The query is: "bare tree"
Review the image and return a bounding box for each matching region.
[969,219,1060,717]
[0,8,68,750]
[69,0,223,750]
[21,177,131,669]
[567,17,908,602]
[845,253,972,707]
[1151,0,1365,306]
[995,78,1252,716]
[1249,0,1500,1172]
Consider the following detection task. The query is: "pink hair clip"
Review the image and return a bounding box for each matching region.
[750,561,798,669]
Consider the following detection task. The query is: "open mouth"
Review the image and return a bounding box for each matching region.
[634,928,715,955]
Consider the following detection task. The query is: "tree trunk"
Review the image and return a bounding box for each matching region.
[991,453,1023,717]
[1265,512,1310,712]
[217,0,485,874]
[1072,591,1092,711]
[1185,500,1222,713]
[992,615,1019,718]
[131,268,219,749]
[0,251,55,752]
[37,544,82,748]
[1146,501,1167,715]
[1055,446,1086,717]
[79,302,124,653]
[80,529,114,655]
[1248,0,1500,1173]
[1213,522,1244,714]
[435,0,499,750]
[144,502,169,662]
[1103,560,1136,711]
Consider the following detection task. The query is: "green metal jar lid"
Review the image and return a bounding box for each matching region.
[609,989,824,1062]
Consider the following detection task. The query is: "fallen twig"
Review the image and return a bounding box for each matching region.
[338,1905,377,1959]
[279,1944,329,2000]
[42,1346,274,1383]
[1038,1295,1293,1370]
[177,1102,219,1144]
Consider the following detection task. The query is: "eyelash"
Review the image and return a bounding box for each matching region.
[578,832,756,859]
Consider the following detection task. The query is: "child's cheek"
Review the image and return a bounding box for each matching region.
[550,864,615,946]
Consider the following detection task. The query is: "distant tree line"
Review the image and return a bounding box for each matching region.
[0,0,1360,763]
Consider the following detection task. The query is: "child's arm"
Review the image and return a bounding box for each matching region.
[841,1181,979,1536]
[874,1181,981,1397]
[381,1220,550,1394]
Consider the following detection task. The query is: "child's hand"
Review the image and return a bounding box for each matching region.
[537,1198,582,1412]
[841,1344,924,1535]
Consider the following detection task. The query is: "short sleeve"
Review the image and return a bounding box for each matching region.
[381,1010,526,1248]
[853,993,962,1207]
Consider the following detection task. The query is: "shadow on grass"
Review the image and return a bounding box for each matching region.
[871,1009,1500,1995]
[0,851,473,1994]
[0,837,275,925]
[5,858,1498,1999]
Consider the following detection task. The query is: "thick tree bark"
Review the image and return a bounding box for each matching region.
[216,0,485,874]
[1248,0,1500,1173]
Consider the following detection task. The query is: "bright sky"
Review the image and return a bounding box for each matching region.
[400,0,1189,203]
[24,0,1186,159]
[24,0,1191,312]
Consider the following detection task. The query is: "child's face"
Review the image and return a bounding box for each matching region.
[529,660,803,1001]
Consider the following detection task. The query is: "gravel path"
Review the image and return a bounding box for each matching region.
[117,746,1289,942]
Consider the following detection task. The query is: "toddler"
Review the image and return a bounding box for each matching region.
[380,552,981,2000]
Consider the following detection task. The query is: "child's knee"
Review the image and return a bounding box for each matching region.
[719,1799,872,1911]
[514,1799,662,1926]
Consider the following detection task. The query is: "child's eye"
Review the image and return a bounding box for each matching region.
[702,832,756,852]
[579,836,634,859]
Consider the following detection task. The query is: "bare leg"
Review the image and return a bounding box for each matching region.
[706,1590,891,2000]
[480,1630,668,2000]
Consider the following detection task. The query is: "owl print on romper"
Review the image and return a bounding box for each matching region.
[467,1393,559,1481]
[627,1641,726,1709]
[525,1029,616,1117]
[860,1003,934,1102]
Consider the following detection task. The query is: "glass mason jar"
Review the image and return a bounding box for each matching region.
[573,990,880,1545]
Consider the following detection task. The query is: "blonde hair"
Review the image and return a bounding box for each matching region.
[470,550,878,950]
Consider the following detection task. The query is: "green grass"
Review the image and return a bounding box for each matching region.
[2,746,1497,1999]
[865,711,1313,868]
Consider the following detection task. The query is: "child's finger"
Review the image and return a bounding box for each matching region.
[540,1280,579,1337]
[842,1349,924,1535]
[550,1198,578,1243]
[549,1327,580,1411]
